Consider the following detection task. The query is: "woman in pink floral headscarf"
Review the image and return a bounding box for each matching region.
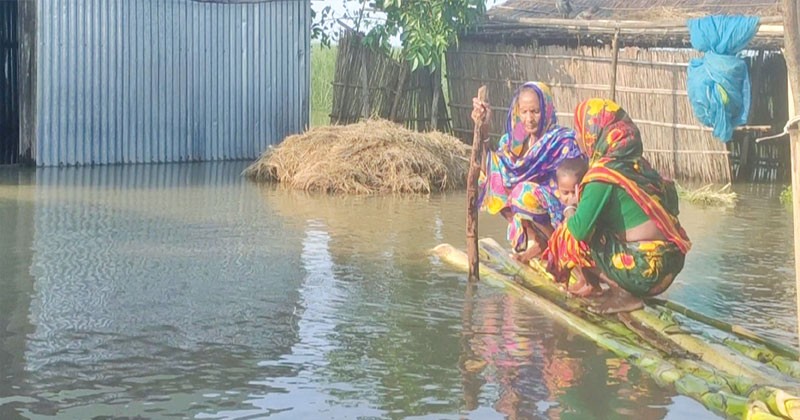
[471,82,584,262]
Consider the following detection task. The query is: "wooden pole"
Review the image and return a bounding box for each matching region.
[389,65,408,122]
[610,28,620,101]
[360,51,370,120]
[466,86,488,282]
[459,280,479,410]
[430,68,441,130]
[783,0,800,356]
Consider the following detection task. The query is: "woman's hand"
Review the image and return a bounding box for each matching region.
[562,185,579,220]
[471,97,491,127]
[564,184,580,207]
[472,97,491,144]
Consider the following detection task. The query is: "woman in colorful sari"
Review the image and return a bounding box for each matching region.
[471,82,583,263]
[545,98,691,314]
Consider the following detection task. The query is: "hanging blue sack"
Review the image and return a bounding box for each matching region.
[686,15,760,142]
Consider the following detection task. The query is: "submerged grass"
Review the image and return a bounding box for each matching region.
[243,119,470,194]
[676,183,737,207]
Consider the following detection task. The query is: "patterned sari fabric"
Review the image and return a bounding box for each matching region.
[545,98,691,297]
[477,82,582,251]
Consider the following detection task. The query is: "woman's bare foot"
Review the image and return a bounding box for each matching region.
[564,269,603,297]
[512,242,543,265]
[568,282,604,298]
[586,288,643,314]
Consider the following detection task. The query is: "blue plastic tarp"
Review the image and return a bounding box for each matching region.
[686,15,760,142]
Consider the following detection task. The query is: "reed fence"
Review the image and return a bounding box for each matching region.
[446,40,790,183]
[330,32,450,133]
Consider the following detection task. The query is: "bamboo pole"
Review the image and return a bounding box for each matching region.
[477,238,789,387]
[466,86,487,282]
[647,297,800,360]
[723,338,800,380]
[430,68,441,130]
[389,65,408,122]
[431,243,800,419]
[487,15,784,37]
[610,28,620,101]
[450,105,771,132]
[360,51,370,120]
[449,50,689,68]
[784,0,800,357]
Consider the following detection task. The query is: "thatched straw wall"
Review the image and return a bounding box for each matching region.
[488,0,780,21]
[330,32,450,132]
[446,40,789,183]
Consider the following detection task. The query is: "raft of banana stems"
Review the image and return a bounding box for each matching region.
[432,238,800,420]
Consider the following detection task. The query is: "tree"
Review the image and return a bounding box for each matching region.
[365,0,486,72]
[312,0,485,129]
[312,0,487,72]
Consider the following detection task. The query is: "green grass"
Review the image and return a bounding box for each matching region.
[311,43,338,127]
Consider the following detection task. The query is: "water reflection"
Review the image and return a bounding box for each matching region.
[459,290,687,420]
[0,162,789,419]
[3,163,308,417]
[666,184,797,343]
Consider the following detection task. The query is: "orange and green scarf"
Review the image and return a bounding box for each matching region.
[545,99,691,279]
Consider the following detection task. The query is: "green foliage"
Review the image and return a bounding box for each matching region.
[311,6,335,48]
[780,185,792,206]
[311,43,338,127]
[312,1,486,71]
[365,0,485,71]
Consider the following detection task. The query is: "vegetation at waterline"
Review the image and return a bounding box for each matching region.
[243,119,470,194]
[676,183,737,207]
[781,185,792,206]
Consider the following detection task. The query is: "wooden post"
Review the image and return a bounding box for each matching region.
[782,0,800,355]
[610,28,620,101]
[459,281,479,410]
[360,51,370,120]
[466,86,488,282]
[389,65,408,122]
[430,68,441,131]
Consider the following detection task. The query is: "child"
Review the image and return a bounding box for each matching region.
[555,157,588,207]
[553,158,601,297]
[512,158,588,265]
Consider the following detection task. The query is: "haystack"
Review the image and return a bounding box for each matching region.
[242,119,471,194]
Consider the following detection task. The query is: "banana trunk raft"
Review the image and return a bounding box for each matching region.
[432,238,800,420]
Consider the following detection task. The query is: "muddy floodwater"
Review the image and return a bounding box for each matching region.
[0,162,795,419]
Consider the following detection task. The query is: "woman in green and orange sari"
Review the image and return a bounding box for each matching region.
[545,98,692,314]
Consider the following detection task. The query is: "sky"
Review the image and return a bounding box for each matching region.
[311,0,509,46]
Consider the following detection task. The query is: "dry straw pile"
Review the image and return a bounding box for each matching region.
[243,119,471,194]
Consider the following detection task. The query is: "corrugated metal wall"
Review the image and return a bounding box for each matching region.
[0,2,17,164]
[35,0,309,166]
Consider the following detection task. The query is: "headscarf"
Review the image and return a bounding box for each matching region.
[494,82,579,187]
[574,98,691,253]
[477,82,582,212]
[544,98,690,281]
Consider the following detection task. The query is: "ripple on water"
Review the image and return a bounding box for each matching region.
[0,164,791,419]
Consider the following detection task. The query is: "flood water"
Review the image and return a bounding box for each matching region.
[0,161,795,419]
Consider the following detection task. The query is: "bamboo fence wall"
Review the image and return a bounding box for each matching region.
[330,32,450,132]
[446,40,790,183]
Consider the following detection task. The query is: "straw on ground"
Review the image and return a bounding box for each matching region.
[243,119,470,194]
